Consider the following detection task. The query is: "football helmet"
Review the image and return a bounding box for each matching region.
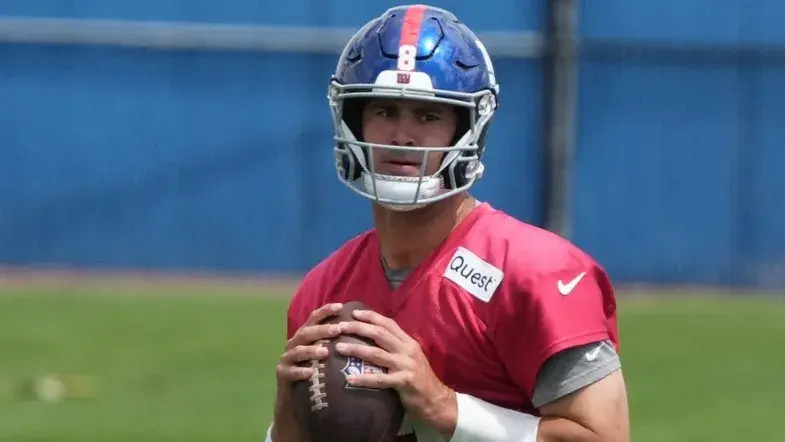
[328,5,500,210]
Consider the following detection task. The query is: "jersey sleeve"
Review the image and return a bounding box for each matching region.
[531,340,621,407]
[491,263,619,401]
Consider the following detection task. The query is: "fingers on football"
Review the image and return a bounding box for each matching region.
[353,310,412,343]
[276,362,314,382]
[277,342,329,382]
[336,342,398,370]
[305,303,344,326]
[281,342,329,365]
[340,320,401,350]
[287,323,342,350]
[347,370,408,390]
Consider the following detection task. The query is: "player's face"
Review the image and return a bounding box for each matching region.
[361,98,458,177]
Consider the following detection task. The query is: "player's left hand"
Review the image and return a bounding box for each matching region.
[334,310,456,428]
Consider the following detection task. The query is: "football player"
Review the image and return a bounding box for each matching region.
[268,4,630,442]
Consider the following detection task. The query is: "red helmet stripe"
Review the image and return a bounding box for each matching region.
[399,5,427,47]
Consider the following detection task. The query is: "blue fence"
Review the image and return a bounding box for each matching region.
[1,1,783,288]
[573,0,785,287]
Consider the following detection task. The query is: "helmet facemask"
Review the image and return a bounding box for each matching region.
[329,81,497,211]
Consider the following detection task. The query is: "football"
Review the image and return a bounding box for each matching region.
[291,301,405,442]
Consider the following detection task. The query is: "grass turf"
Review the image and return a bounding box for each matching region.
[0,289,783,441]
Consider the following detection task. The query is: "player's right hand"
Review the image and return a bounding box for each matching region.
[276,303,345,384]
[272,305,343,442]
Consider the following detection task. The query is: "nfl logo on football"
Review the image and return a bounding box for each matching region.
[341,357,387,391]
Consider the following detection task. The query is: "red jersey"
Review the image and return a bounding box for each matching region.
[287,202,619,433]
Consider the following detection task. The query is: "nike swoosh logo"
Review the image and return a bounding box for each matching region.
[557,272,586,296]
[585,346,601,362]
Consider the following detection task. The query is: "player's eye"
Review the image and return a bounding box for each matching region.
[375,107,394,118]
[421,113,441,122]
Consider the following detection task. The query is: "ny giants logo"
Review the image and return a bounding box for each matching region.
[444,247,504,302]
[396,72,411,84]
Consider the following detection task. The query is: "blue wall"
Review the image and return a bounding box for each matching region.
[0,0,545,30]
[573,0,785,287]
[0,46,543,272]
[1,1,783,287]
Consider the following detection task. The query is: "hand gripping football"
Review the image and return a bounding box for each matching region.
[291,301,405,442]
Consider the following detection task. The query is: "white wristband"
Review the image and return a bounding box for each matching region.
[265,423,273,442]
[450,393,540,442]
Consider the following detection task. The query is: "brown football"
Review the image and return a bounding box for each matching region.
[291,301,405,442]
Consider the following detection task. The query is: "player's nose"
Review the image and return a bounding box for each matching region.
[389,120,417,147]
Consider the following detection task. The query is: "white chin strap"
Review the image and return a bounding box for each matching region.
[361,171,444,211]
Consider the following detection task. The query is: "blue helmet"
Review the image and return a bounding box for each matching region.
[328,4,500,210]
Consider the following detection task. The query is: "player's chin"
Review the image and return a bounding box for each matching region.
[376,162,424,176]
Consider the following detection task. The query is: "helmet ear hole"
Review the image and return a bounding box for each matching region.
[339,148,364,181]
[441,108,472,189]
[450,108,470,146]
[441,108,491,189]
[338,97,368,182]
[341,98,367,142]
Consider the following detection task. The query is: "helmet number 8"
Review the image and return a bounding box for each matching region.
[397,45,416,71]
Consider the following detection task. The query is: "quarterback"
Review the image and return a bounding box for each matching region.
[269,4,629,442]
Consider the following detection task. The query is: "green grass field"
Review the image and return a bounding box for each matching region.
[1,285,783,442]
